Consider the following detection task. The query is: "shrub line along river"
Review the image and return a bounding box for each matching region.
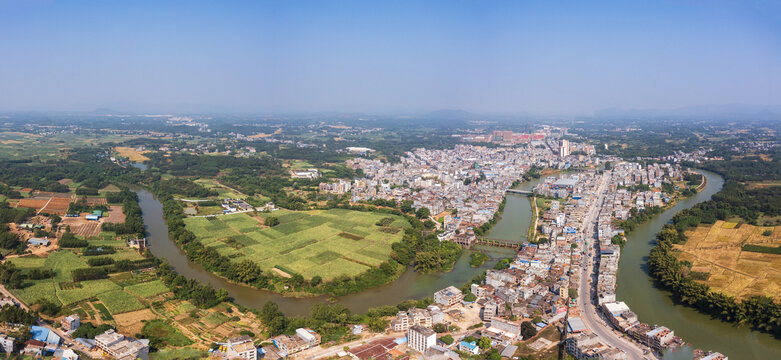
[135,171,781,358]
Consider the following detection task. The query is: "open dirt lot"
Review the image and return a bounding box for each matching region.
[675,220,781,300]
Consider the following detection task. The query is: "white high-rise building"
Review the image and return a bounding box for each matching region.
[559,139,570,157]
[408,325,436,353]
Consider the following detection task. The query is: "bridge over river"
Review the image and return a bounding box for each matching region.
[505,189,533,195]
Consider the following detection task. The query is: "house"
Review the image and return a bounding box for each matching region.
[222,335,257,360]
[53,348,79,360]
[22,340,45,356]
[390,308,433,332]
[291,169,320,179]
[408,325,436,353]
[74,338,96,350]
[347,338,400,360]
[434,286,464,307]
[27,237,50,246]
[61,314,80,332]
[126,238,147,250]
[458,341,480,355]
[0,333,14,353]
[270,328,321,356]
[31,325,61,345]
[94,329,150,360]
[490,318,521,337]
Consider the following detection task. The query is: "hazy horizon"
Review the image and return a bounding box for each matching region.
[1,1,780,115]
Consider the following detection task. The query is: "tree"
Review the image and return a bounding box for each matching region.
[438,334,454,345]
[521,321,537,339]
[265,216,280,227]
[477,336,492,350]
[310,275,322,287]
[568,288,578,299]
[415,207,430,219]
[433,323,447,333]
[366,316,389,333]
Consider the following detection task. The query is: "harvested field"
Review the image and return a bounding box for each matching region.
[103,206,126,223]
[16,198,49,211]
[114,146,150,162]
[33,191,72,199]
[16,196,72,215]
[85,197,108,206]
[676,220,781,300]
[61,218,102,238]
[42,198,71,214]
[114,309,157,335]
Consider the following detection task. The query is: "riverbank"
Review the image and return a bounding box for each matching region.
[616,170,781,359]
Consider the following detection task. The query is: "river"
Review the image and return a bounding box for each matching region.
[136,189,525,316]
[617,170,781,359]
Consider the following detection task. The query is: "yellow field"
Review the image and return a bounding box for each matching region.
[114,146,150,162]
[675,221,781,300]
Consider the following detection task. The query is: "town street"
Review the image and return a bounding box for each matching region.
[576,171,650,360]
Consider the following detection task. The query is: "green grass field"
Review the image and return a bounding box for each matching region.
[184,209,409,280]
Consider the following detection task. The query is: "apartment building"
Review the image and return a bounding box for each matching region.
[223,336,257,360]
[94,329,149,360]
[434,286,463,307]
[407,325,435,353]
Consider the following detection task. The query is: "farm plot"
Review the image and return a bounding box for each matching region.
[97,290,146,314]
[184,209,409,280]
[676,221,781,300]
[125,280,169,298]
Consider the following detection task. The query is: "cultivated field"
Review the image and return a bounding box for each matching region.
[675,220,781,300]
[184,209,410,280]
[114,146,151,162]
[15,192,74,215]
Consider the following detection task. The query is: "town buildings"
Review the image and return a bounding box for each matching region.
[221,336,257,360]
[434,286,464,307]
[0,334,14,353]
[407,325,436,353]
[94,329,150,360]
[61,314,80,333]
[270,328,321,357]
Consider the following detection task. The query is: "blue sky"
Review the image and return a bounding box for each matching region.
[0,0,779,114]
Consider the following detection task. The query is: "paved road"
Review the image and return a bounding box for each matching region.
[575,171,651,360]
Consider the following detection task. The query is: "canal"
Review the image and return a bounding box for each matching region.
[617,170,781,359]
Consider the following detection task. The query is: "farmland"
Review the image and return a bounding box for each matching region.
[675,220,781,300]
[114,146,151,162]
[6,250,159,309]
[184,209,410,280]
